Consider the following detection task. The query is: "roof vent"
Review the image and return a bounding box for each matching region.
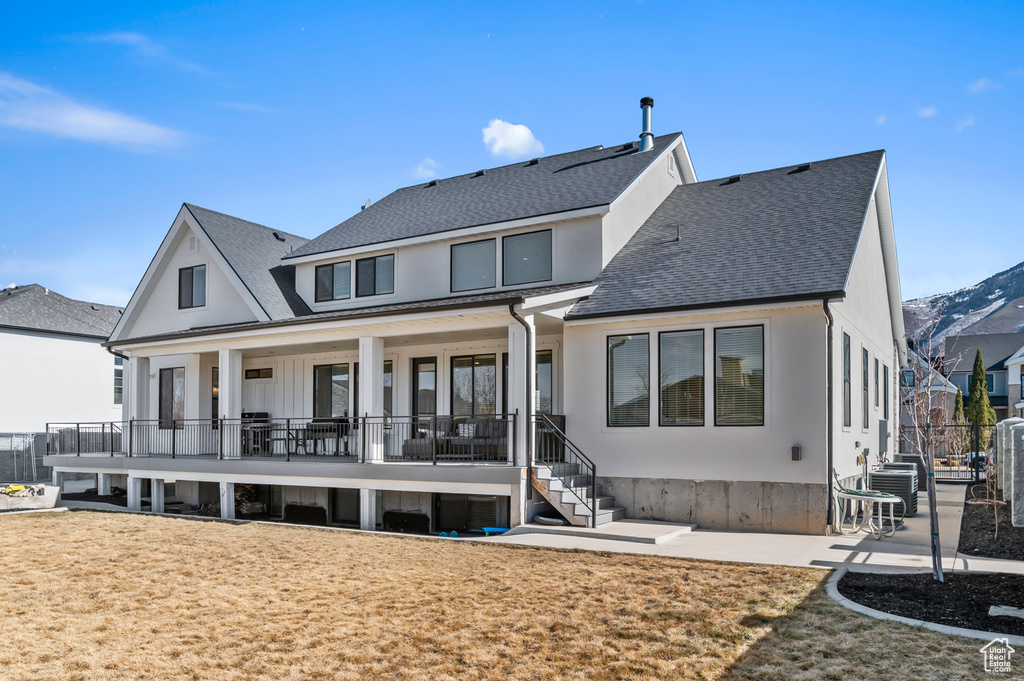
[789,163,811,175]
[272,232,286,242]
[427,179,438,187]
[362,199,372,210]
[620,142,635,152]
[528,158,539,166]
[189,236,197,252]
[91,305,98,310]
[475,169,486,177]
[639,97,654,152]
[721,175,741,186]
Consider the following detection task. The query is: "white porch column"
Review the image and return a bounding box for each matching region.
[127,476,142,512]
[220,481,236,520]
[151,479,165,514]
[359,488,377,530]
[358,336,385,462]
[96,473,111,496]
[218,349,243,458]
[52,470,65,491]
[508,313,536,467]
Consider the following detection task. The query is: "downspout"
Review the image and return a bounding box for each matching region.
[508,304,533,469]
[823,299,835,533]
[106,346,130,362]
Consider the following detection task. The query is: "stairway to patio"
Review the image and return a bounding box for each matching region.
[531,462,627,527]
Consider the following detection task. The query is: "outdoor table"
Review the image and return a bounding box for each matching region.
[835,490,902,539]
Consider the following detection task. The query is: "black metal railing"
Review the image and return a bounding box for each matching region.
[47,415,516,465]
[900,423,985,482]
[531,414,597,527]
[46,422,123,456]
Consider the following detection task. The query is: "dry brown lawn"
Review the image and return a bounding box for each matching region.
[0,510,991,680]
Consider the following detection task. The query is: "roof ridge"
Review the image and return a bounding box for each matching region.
[0,283,122,311]
[694,149,885,186]
[184,203,309,242]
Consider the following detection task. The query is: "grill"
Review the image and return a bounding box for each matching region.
[868,469,918,517]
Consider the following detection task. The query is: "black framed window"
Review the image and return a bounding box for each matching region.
[113,356,123,405]
[451,239,496,292]
[883,364,889,420]
[159,367,185,429]
[315,261,351,302]
[862,348,869,429]
[356,254,394,297]
[607,334,649,427]
[874,357,879,407]
[659,330,704,426]
[536,350,553,415]
[451,354,496,416]
[843,333,852,428]
[383,360,393,418]
[313,363,350,418]
[244,368,273,379]
[178,265,206,309]
[412,358,436,417]
[969,373,995,393]
[503,229,552,286]
[715,326,763,426]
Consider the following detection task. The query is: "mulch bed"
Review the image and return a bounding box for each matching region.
[837,571,1024,636]
[958,483,1024,561]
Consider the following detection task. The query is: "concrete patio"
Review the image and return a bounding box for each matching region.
[489,483,1024,575]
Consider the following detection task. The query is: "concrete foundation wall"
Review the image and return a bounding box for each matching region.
[599,476,829,534]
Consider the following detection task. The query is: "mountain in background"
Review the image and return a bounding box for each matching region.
[903,260,1024,354]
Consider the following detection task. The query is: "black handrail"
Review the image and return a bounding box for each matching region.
[533,414,597,528]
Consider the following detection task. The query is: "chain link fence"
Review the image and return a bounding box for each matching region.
[0,433,49,483]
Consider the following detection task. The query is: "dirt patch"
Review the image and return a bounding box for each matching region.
[838,571,1024,636]
[958,483,1024,561]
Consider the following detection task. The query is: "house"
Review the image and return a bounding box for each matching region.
[900,347,959,428]
[43,99,906,535]
[0,284,124,433]
[944,332,1024,421]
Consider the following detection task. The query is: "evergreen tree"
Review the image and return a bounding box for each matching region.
[964,350,997,426]
[953,387,965,424]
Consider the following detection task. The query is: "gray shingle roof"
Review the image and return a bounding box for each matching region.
[0,284,122,338]
[567,150,885,319]
[286,134,682,259]
[944,332,1024,373]
[184,204,311,320]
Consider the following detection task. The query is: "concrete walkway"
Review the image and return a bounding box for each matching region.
[489,483,1024,575]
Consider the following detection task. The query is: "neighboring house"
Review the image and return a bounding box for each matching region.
[944,332,1024,422]
[0,284,124,432]
[44,100,906,535]
[899,348,958,450]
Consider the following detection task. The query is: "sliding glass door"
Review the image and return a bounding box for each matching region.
[452,354,496,416]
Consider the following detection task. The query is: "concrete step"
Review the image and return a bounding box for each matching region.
[508,518,696,544]
[570,495,617,516]
[595,507,627,525]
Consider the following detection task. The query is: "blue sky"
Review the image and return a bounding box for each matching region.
[1,1,1021,305]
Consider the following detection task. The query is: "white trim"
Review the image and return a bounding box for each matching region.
[564,299,822,327]
[283,205,609,265]
[607,137,686,213]
[522,285,598,311]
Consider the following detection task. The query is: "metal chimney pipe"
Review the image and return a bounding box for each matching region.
[639,97,654,152]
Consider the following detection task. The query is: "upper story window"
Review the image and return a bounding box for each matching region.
[451,239,496,292]
[862,348,869,429]
[315,261,351,302]
[843,333,852,427]
[113,356,123,405]
[356,254,394,297]
[178,265,206,309]
[968,373,995,393]
[503,230,551,286]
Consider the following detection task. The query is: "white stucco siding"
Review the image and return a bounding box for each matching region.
[0,330,122,432]
[829,194,900,480]
[600,149,684,267]
[295,217,604,313]
[122,224,258,339]
[562,305,827,484]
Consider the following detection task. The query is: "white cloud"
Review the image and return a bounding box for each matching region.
[967,77,1001,94]
[91,32,208,74]
[482,119,544,158]
[0,72,186,150]
[413,158,439,179]
[918,106,937,118]
[956,117,975,132]
[876,114,886,125]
